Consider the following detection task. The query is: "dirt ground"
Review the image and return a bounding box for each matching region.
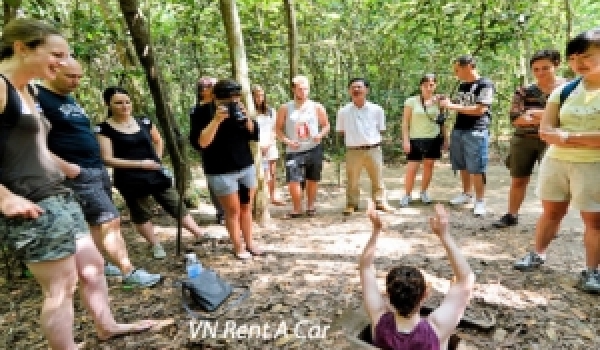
[0,157,598,349]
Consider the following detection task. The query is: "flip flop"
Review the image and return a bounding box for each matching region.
[283,212,303,219]
[306,209,316,217]
[97,320,157,341]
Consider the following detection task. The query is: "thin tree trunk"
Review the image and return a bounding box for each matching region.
[219,0,269,224]
[564,0,572,39]
[117,1,188,229]
[283,0,298,90]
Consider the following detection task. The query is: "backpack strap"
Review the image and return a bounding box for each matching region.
[559,77,582,107]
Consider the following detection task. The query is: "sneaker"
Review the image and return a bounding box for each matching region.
[343,205,357,216]
[473,200,486,216]
[122,268,161,288]
[420,192,432,204]
[104,263,122,276]
[492,213,518,228]
[577,269,600,294]
[152,244,167,259]
[514,252,545,271]
[449,193,472,205]
[399,195,411,207]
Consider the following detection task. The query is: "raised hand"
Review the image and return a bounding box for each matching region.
[429,203,449,238]
[366,200,383,231]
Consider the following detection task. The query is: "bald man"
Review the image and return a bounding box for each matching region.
[38,59,161,287]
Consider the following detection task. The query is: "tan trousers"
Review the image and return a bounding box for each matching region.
[345,147,386,207]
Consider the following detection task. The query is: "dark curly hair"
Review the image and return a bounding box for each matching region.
[386,266,427,317]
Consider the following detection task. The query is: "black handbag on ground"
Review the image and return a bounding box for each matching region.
[181,269,249,317]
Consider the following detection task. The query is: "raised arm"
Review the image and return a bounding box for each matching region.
[198,106,228,148]
[427,204,475,342]
[359,201,388,326]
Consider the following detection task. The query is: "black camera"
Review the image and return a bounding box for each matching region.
[226,101,246,122]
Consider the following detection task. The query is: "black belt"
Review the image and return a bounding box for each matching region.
[348,143,381,150]
[515,133,540,139]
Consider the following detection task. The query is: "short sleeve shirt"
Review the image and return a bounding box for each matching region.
[545,82,600,162]
[453,78,495,130]
[336,101,385,147]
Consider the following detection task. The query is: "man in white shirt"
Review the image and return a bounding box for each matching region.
[336,78,394,215]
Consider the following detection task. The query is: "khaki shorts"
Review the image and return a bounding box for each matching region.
[536,157,600,211]
[505,135,547,177]
[0,193,90,263]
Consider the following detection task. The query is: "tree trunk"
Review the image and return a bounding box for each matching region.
[219,0,269,225]
[117,1,188,232]
[564,0,572,40]
[283,0,299,89]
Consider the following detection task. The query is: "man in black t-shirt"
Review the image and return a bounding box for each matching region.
[439,55,495,216]
[40,59,160,287]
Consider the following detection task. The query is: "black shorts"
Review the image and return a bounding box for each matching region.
[120,186,189,224]
[285,144,324,183]
[407,136,442,161]
[64,167,120,226]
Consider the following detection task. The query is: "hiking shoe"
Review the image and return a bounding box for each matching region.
[450,193,472,205]
[473,200,487,216]
[152,244,167,259]
[577,269,600,294]
[492,213,518,228]
[420,192,432,204]
[343,205,357,216]
[514,252,545,271]
[104,263,122,276]
[123,269,161,288]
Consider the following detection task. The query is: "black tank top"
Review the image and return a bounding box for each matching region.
[0,75,68,202]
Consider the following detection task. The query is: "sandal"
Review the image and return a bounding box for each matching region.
[283,212,303,219]
[306,208,316,217]
[270,199,286,206]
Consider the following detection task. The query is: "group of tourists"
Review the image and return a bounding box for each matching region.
[1,16,599,349]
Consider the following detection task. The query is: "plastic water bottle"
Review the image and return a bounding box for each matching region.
[185,253,203,278]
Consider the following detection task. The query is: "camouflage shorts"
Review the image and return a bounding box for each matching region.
[0,194,90,263]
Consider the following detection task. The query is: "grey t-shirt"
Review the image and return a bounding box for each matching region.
[284,100,320,153]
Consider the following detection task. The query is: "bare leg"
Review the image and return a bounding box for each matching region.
[404,161,419,195]
[134,221,160,246]
[27,256,78,350]
[472,173,485,201]
[534,200,569,255]
[305,180,318,211]
[218,192,245,254]
[287,182,303,214]
[240,188,260,252]
[181,214,206,238]
[90,218,134,275]
[581,212,600,269]
[74,235,155,340]
[421,159,435,192]
[507,177,530,215]
[268,160,284,204]
[459,170,471,194]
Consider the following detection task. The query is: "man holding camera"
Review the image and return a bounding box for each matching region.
[275,75,330,218]
[190,79,263,259]
[439,55,495,216]
[336,78,393,215]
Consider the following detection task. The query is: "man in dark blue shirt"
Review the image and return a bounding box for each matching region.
[40,58,160,287]
[439,55,495,216]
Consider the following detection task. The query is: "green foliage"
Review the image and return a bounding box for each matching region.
[11,0,598,158]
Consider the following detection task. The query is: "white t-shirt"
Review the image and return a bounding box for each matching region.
[336,101,385,147]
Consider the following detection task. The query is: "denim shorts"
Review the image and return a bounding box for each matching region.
[206,165,257,198]
[0,193,89,263]
[285,144,324,183]
[449,129,489,174]
[64,167,119,226]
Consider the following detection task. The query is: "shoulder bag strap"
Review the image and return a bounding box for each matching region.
[560,77,582,107]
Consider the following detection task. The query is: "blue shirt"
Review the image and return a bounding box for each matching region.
[37,85,104,168]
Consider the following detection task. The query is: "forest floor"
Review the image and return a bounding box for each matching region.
[1,153,599,349]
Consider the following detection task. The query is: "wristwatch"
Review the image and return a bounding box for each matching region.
[558,130,569,142]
